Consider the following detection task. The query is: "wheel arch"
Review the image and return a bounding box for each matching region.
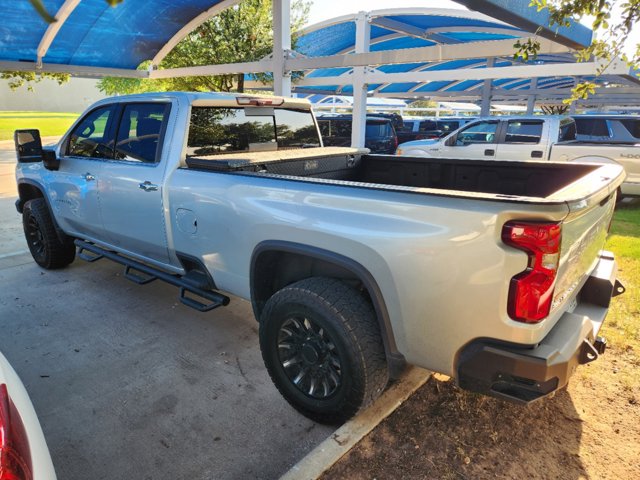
[17,179,70,244]
[250,240,405,374]
[16,179,46,213]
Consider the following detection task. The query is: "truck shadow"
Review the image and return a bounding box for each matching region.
[325,375,587,479]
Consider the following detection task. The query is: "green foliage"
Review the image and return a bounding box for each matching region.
[1,71,70,92]
[98,0,311,95]
[518,0,640,102]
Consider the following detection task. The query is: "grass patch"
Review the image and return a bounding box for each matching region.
[0,111,79,140]
[601,200,640,382]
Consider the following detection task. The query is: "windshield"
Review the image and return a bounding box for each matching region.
[187,107,320,156]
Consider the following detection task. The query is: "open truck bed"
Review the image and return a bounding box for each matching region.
[185,147,611,202]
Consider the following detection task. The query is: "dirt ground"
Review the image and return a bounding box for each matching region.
[322,344,640,480]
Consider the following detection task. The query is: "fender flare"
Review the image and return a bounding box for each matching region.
[16,179,70,243]
[250,240,406,373]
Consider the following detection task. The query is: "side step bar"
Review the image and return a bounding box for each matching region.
[75,240,230,312]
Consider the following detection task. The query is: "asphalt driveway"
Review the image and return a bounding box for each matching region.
[0,147,333,479]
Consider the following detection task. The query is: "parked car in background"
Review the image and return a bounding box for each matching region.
[396,115,640,198]
[572,114,640,143]
[317,113,398,154]
[0,351,56,479]
[396,116,476,144]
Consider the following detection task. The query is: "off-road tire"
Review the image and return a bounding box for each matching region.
[259,277,389,424]
[22,198,75,269]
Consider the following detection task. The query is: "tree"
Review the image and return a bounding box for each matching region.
[1,71,70,92]
[98,0,310,95]
[516,0,640,102]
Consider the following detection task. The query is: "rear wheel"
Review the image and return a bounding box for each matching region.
[259,277,388,424]
[23,198,75,269]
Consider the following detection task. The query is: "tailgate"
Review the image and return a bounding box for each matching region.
[550,165,623,312]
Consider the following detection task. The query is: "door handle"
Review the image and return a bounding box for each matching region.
[484,149,495,156]
[84,173,95,181]
[139,181,158,192]
[531,150,543,158]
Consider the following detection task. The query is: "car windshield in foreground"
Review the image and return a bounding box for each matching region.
[187,107,320,156]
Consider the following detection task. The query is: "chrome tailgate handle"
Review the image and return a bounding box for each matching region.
[84,172,95,181]
[139,181,158,192]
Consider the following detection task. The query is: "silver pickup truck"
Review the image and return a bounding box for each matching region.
[14,93,625,424]
[397,115,640,198]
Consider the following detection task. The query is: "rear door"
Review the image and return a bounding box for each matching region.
[495,119,547,161]
[97,102,173,264]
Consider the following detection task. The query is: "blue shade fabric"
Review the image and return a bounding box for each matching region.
[0,0,228,68]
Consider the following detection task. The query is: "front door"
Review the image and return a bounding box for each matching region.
[49,104,118,240]
[443,119,499,160]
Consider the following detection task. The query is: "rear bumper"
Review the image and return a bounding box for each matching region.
[456,251,624,404]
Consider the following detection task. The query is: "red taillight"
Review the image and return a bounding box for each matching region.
[0,384,32,480]
[502,221,562,323]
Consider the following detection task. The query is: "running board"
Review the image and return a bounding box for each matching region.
[75,240,230,312]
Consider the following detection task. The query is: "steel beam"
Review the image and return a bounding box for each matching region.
[149,60,273,79]
[285,37,570,71]
[296,59,630,87]
[0,60,147,78]
[454,0,592,49]
[36,0,82,67]
[150,0,241,67]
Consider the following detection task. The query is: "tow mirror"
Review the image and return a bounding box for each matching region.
[445,135,457,146]
[14,129,44,163]
[14,129,60,170]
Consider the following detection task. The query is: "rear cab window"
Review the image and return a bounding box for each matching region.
[188,107,320,156]
[574,118,610,137]
[365,120,394,138]
[620,119,640,139]
[558,119,577,142]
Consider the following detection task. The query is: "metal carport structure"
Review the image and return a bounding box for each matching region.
[1,1,639,147]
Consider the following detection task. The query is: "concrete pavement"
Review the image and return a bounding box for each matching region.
[0,151,334,479]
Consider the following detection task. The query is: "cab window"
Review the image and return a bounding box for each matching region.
[504,120,543,144]
[455,121,498,145]
[115,103,170,163]
[67,105,117,158]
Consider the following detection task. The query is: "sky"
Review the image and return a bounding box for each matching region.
[305,0,639,58]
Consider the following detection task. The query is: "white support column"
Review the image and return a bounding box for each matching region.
[480,57,494,116]
[351,11,371,149]
[273,0,292,97]
[526,77,538,114]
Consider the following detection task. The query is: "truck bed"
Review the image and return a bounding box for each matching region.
[186,147,601,200]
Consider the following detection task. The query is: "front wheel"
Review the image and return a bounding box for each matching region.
[23,198,75,269]
[259,277,389,424]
